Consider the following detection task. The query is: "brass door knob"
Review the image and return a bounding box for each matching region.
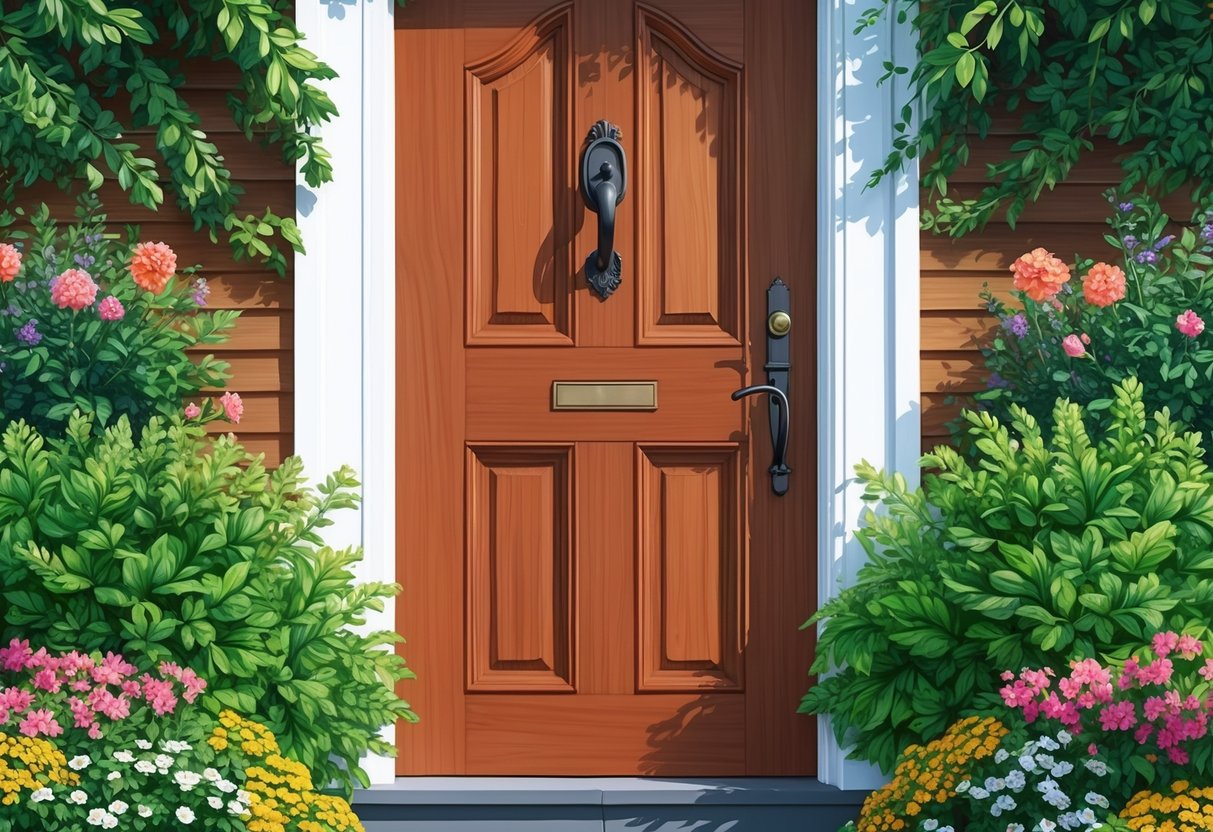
[767,310,791,337]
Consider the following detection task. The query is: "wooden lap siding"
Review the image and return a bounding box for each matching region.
[920,131,1190,452]
[13,63,295,466]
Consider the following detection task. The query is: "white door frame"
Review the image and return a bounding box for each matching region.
[293,0,918,789]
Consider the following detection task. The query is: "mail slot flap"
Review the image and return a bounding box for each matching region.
[551,381,658,411]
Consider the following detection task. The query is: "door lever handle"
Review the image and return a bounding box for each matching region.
[732,385,791,496]
[579,120,626,300]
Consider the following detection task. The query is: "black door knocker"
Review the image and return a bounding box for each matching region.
[579,120,627,300]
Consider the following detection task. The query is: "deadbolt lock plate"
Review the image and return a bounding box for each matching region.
[767,310,791,337]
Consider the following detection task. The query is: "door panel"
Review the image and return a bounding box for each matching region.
[397,0,816,776]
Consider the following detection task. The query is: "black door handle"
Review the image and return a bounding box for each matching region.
[732,385,791,496]
[579,120,626,300]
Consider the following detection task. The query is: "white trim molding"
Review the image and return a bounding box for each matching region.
[294,0,397,786]
[816,0,921,789]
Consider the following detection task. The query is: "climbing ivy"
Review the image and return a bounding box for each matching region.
[861,0,1213,236]
[0,1,338,274]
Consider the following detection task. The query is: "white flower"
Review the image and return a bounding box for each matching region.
[1059,813,1080,831]
[162,740,192,753]
[1077,809,1098,825]
[236,788,251,804]
[69,790,89,804]
[997,796,1017,811]
[1007,825,1025,832]
[135,760,157,774]
[1052,761,1074,778]
[217,779,238,794]
[68,755,92,770]
[1057,730,1073,746]
[203,767,221,782]
[137,804,153,818]
[174,770,203,791]
[1040,820,1057,832]
[1038,737,1060,752]
[177,806,196,824]
[228,800,247,815]
[109,800,128,815]
[1037,778,1059,794]
[1036,753,1057,769]
[938,827,955,832]
[970,787,990,801]
[135,739,152,750]
[1005,770,1027,791]
[101,813,118,829]
[995,749,1010,764]
[106,771,121,781]
[112,750,135,763]
[155,754,175,771]
[208,796,224,810]
[955,780,971,794]
[1019,755,1037,772]
[985,777,1002,792]
[991,805,1003,818]
[1085,792,1109,809]
[87,808,109,826]
[923,821,939,831]
[30,787,53,802]
[1083,760,1109,777]
[1045,789,1072,810]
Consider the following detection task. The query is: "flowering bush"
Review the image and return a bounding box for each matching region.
[0,196,238,438]
[972,192,1213,457]
[1120,779,1213,832]
[802,378,1213,772]
[0,413,416,793]
[0,645,363,832]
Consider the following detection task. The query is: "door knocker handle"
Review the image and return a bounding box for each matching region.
[579,120,626,300]
[732,279,792,496]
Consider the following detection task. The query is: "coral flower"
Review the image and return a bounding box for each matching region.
[1062,334,1086,357]
[220,391,243,424]
[1177,309,1205,338]
[1011,247,1071,302]
[97,296,125,321]
[0,243,21,283]
[1082,263,1126,307]
[50,269,98,311]
[129,241,177,294]
[184,402,201,419]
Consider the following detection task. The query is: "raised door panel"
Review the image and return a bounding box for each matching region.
[635,8,743,346]
[465,5,575,345]
[466,444,575,691]
[636,445,743,691]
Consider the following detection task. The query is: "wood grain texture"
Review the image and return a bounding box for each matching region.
[636,444,743,691]
[635,7,742,345]
[466,444,575,691]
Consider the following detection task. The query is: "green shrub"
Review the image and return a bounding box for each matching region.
[972,192,1213,457]
[801,377,1213,773]
[0,412,417,794]
[0,196,237,438]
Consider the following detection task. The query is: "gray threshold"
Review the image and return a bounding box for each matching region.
[352,778,868,831]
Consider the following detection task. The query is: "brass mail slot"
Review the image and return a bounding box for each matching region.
[551,381,658,411]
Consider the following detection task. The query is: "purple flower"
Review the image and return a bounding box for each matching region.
[1002,313,1029,338]
[1136,250,1158,265]
[191,278,210,307]
[1202,223,1213,244]
[1154,235,1175,251]
[1122,235,1139,251]
[1118,202,1136,212]
[1,304,19,317]
[16,319,41,346]
[986,372,1011,389]
[72,253,95,269]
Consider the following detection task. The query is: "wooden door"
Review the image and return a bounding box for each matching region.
[396,0,816,776]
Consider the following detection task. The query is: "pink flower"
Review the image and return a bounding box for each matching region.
[1062,334,1086,357]
[1168,746,1190,765]
[184,402,201,420]
[50,269,98,311]
[97,296,125,321]
[18,708,62,738]
[128,241,177,294]
[1098,700,1137,731]
[1200,660,1213,681]
[1139,658,1174,686]
[0,688,33,713]
[0,243,21,283]
[1153,632,1180,658]
[1178,635,1203,659]
[1088,743,1099,756]
[1134,723,1154,745]
[1080,332,1091,345]
[1144,696,1168,721]
[0,639,33,672]
[1177,309,1205,338]
[1000,670,1015,681]
[32,669,61,694]
[220,391,243,424]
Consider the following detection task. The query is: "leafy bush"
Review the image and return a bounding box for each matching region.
[0,197,237,438]
[0,412,417,794]
[859,0,1213,236]
[972,193,1213,455]
[801,378,1213,772]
